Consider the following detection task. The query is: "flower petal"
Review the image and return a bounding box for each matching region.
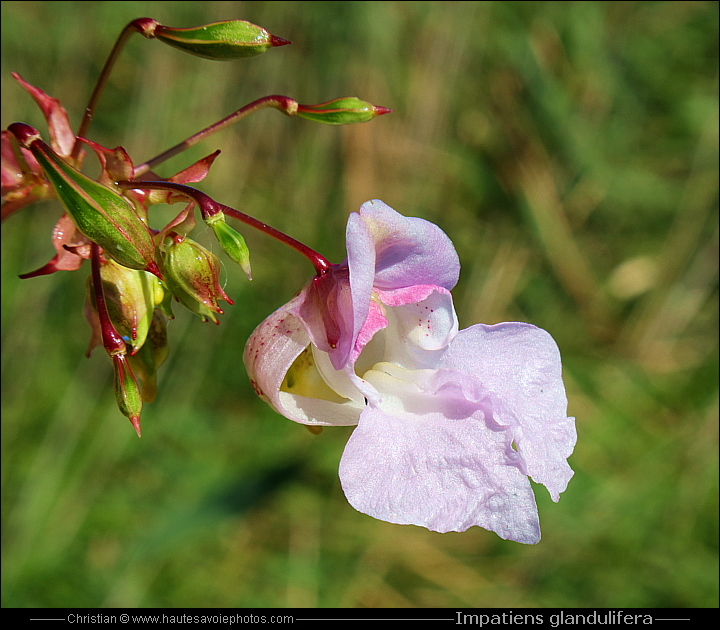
[12,73,76,158]
[439,322,576,500]
[294,266,355,368]
[356,200,460,291]
[244,294,362,426]
[18,213,91,278]
[339,402,541,543]
[378,285,458,365]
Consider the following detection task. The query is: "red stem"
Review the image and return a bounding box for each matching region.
[72,18,158,162]
[132,95,298,178]
[117,180,331,275]
[90,243,127,356]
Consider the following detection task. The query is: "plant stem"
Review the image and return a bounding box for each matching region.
[72,18,158,162]
[90,243,127,356]
[132,95,298,178]
[221,206,331,275]
[117,180,331,275]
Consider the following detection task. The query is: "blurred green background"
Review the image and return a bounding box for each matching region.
[1,0,717,608]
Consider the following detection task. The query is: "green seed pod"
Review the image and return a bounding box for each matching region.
[8,123,160,277]
[152,20,290,60]
[296,98,393,125]
[88,260,159,353]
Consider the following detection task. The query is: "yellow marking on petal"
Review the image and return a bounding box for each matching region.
[281,346,346,403]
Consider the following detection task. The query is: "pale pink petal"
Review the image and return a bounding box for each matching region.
[294,266,355,368]
[339,403,541,543]
[349,299,388,365]
[345,210,379,367]
[439,322,576,500]
[356,200,460,291]
[377,286,458,364]
[244,294,362,427]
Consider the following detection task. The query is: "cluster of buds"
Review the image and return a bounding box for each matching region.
[2,17,391,435]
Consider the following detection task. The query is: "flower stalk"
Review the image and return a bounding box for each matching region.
[72,18,157,162]
[132,96,299,177]
[91,243,143,437]
[117,179,332,275]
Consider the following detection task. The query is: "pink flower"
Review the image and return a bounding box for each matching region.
[244,200,576,543]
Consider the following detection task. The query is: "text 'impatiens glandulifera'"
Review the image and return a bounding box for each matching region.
[244,200,576,543]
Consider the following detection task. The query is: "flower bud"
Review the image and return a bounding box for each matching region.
[150,20,291,60]
[113,354,143,437]
[127,311,169,404]
[162,235,233,324]
[296,98,393,125]
[204,212,252,279]
[7,123,161,278]
[88,259,159,353]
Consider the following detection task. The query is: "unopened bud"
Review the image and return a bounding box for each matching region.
[88,260,159,353]
[296,98,393,125]
[150,20,290,60]
[205,213,252,279]
[128,311,169,403]
[163,235,233,323]
[8,123,160,278]
[113,354,143,437]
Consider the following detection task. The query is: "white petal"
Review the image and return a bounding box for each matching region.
[243,297,362,426]
[377,286,458,369]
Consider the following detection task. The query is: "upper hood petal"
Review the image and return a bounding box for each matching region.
[353,200,460,292]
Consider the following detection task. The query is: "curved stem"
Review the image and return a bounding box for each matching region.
[221,206,331,276]
[90,243,127,356]
[118,180,331,275]
[132,95,298,178]
[72,18,158,162]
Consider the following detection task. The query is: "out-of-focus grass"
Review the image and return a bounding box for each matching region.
[1,0,717,608]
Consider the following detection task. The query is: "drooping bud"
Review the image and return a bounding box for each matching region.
[204,212,252,279]
[162,234,233,323]
[113,354,143,437]
[296,98,393,125]
[148,20,291,60]
[7,123,161,278]
[87,259,160,353]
